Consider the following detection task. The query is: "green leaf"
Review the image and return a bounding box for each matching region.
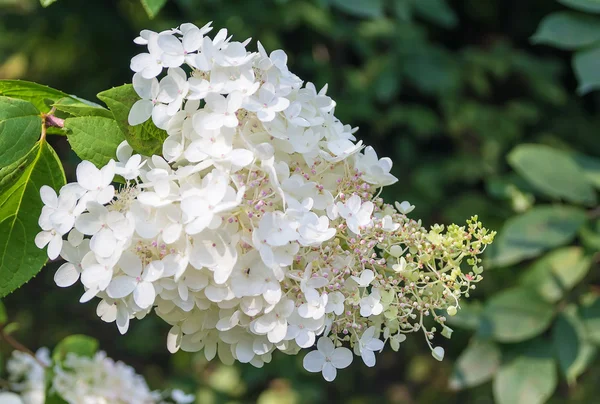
[40,0,58,7]
[0,299,6,324]
[412,0,458,29]
[580,296,600,344]
[65,116,125,167]
[0,140,66,297]
[140,0,168,19]
[329,0,384,18]
[0,150,39,195]
[573,153,600,189]
[53,97,112,119]
[445,301,483,331]
[0,80,69,113]
[449,339,501,390]
[520,247,591,303]
[52,334,99,365]
[493,355,557,404]
[487,205,588,267]
[507,144,596,205]
[531,12,600,50]
[559,0,600,13]
[574,46,600,94]
[553,307,597,384]
[482,287,555,343]
[97,85,167,156]
[0,97,42,167]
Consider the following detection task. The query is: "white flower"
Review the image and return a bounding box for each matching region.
[356,326,384,367]
[351,269,375,287]
[250,299,294,343]
[336,194,373,234]
[75,202,133,258]
[106,252,164,309]
[395,200,415,215]
[355,146,397,187]
[298,288,328,320]
[244,83,290,122]
[359,288,384,317]
[303,337,352,382]
[54,239,90,287]
[298,213,336,247]
[325,291,345,315]
[201,92,244,130]
[286,310,324,348]
[128,73,173,128]
[115,141,146,180]
[130,32,164,78]
[76,160,115,205]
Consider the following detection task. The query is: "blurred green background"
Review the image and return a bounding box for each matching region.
[2,0,600,403]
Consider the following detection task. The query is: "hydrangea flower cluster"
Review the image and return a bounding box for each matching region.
[35,22,495,381]
[0,349,193,404]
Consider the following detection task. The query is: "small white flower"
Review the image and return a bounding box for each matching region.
[359,288,383,317]
[337,194,374,235]
[302,337,353,382]
[351,269,375,287]
[395,200,415,215]
[356,326,384,367]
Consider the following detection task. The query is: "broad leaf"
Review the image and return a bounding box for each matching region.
[520,247,591,303]
[0,141,66,297]
[580,296,600,344]
[412,0,458,29]
[487,205,588,267]
[65,116,125,167]
[482,287,554,343]
[574,153,600,189]
[0,299,6,324]
[449,339,501,390]
[329,0,384,18]
[553,307,597,385]
[140,0,168,19]
[0,150,39,195]
[531,12,600,50]
[559,0,600,13]
[52,334,99,366]
[0,97,42,167]
[508,144,596,205]
[0,80,69,112]
[574,46,600,94]
[97,84,167,156]
[53,97,112,119]
[493,355,557,404]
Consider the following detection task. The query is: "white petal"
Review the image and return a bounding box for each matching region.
[34,231,52,249]
[167,325,182,353]
[76,161,101,190]
[303,350,325,373]
[48,234,63,260]
[40,185,58,207]
[432,346,445,361]
[90,229,117,258]
[235,340,254,363]
[133,281,156,309]
[128,99,153,126]
[331,347,353,369]
[107,276,137,298]
[322,362,337,382]
[361,349,376,367]
[316,336,335,356]
[54,263,80,287]
[116,304,130,334]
